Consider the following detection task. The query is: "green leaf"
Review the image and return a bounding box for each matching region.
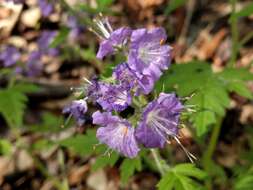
[234,167,253,190]
[156,61,212,96]
[59,129,98,155]
[173,164,207,180]
[31,139,54,151]
[49,27,70,48]
[218,68,253,81]
[192,110,216,136]
[12,83,39,93]
[227,81,253,99]
[97,0,114,7]
[218,68,253,99]
[204,160,227,184]
[29,112,67,133]
[234,2,253,19]
[0,139,12,155]
[78,2,115,14]
[157,164,207,190]
[0,87,27,127]
[92,152,119,171]
[165,0,187,15]
[120,157,142,184]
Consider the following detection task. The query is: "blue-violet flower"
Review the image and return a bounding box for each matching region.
[135,93,183,148]
[113,62,155,95]
[0,46,20,67]
[63,99,88,126]
[93,17,131,59]
[93,111,140,158]
[128,28,172,80]
[39,0,54,17]
[96,83,132,112]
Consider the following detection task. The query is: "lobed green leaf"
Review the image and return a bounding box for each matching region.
[120,157,142,184]
[157,164,207,190]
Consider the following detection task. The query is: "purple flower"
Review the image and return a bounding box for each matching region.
[113,63,155,95]
[135,93,183,148]
[63,99,88,126]
[67,16,84,40]
[86,79,103,102]
[26,51,43,76]
[93,17,132,59]
[0,46,20,67]
[128,28,172,80]
[37,31,58,54]
[39,0,54,17]
[92,111,140,158]
[96,83,132,112]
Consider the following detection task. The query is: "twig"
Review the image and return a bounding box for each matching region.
[178,0,196,46]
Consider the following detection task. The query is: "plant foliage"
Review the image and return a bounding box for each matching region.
[157,164,207,190]
[156,61,253,136]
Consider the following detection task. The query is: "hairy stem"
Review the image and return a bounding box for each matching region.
[151,149,165,176]
[228,0,238,67]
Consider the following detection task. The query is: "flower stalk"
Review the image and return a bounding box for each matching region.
[151,149,165,175]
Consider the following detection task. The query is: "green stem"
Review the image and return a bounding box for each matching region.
[239,31,253,48]
[202,117,223,190]
[151,149,165,176]
[8,75,16,89]
[228,0,238,67]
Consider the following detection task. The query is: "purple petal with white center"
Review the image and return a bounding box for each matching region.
[92,111,140,158]
[135,93,183,148]
[113,62,155,95]
[128,28,172,81]
[96,83,132,112]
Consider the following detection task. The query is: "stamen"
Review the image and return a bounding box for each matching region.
[180,93,196,101]
[83,77,92,85]
[88,27,104,39]
[93,143,102,150]
[104,17,113,33]
[153,125,167,141]
[154,115,178,126]
[102,148,112,157]
[62,113,73,128]
[174,136,197,163]
[151,120,175,137]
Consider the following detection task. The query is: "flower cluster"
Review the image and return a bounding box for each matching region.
[0,30,57,77]
[64,17,194,160]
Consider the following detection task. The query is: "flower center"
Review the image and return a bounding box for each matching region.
[114,91,128,106]
[137,41,166,65]
[146,109,178,138]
